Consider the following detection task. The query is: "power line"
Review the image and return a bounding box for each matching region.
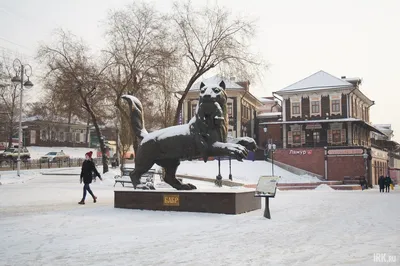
[0,36,31,51]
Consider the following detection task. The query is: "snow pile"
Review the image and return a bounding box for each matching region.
[314,184,335,191]
[0,170,40,185]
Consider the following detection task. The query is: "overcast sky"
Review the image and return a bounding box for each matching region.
[1,0,399,140]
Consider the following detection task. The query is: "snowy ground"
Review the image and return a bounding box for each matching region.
[176,159,321,184]
[27,146,97,159]
[0,159,321,185]
[1,162,399,265]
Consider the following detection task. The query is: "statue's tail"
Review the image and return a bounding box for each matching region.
[121,95,148,140]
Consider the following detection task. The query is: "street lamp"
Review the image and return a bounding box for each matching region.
[215,157,223,187]
[263,126,268,160]
[11,58,33,177]
[268,143,277,176]
[363,151,369,188]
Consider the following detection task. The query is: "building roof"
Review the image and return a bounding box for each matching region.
[258,112,282,118]
[258,97,275,103]
[189,75,244,91]
[276,70,354,94]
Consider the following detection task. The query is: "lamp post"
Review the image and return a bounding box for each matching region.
[228,156,232,180]
[215,157,223,187]
[363,151,369,188]
[11,59,33,177]
[263,126,267,160]
[268,143,277,176]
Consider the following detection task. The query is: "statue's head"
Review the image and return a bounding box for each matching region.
[197,80,228,142]
[199,80,227,107]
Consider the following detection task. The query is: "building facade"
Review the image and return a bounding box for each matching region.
[256,97,282,148]
[22,119,91,147]
[262,70,387,185]
[182,75,263,140]
[371,124,400,184]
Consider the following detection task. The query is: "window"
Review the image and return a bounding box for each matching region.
[313,131,320,143]
[228,103,233,117]
[292,102,300,115]
[293,131,301,143]
[59,132,64,142]
[311,101,320,114]
[332,130,341,143]
[41,130,47,140]
[191,104,197,117]
[331,100,341,113]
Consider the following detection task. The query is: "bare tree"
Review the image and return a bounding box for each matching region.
[116,109,134,169]
[150,56,184,128]
[0,59,21,148]
[37,29,111,173]
[103,2,176,151]
[171,1,265,125]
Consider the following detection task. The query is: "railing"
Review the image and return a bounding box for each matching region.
[0,157,103,171]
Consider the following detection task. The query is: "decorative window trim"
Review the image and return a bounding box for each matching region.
[327,123,346,145]
[309,95,321,116]
[329,93,342,115]
[288,124,305,146]
[290,97,302,118]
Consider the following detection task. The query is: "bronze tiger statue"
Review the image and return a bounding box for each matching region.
[122,79,257,190]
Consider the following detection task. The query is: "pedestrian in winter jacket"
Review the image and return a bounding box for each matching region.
[378,176,385,193]
[78,151,102,205]
[384,176,392,193]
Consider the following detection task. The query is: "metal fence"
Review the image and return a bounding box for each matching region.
[0,158,103,171]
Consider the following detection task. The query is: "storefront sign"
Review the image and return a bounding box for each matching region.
[289,149,313,155]
[371,148,388,160]
[306,123,322,130]
[328,149,363,155]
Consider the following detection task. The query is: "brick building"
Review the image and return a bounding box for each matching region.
[261,70,388,185]
[371,124,400,184]
[256,97,282,148]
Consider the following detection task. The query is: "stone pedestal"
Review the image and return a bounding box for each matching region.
[114,189,261,215]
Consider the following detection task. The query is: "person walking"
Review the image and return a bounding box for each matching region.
[78,151,102,205]
[384,175,392,193]
[378,175,385,193]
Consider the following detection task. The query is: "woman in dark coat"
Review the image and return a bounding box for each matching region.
[378,176,385,193]
[79,151,102,204]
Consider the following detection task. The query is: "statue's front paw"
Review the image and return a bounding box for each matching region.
[229,144,248,161]
[178,183,197,190]
[237,137,257,151]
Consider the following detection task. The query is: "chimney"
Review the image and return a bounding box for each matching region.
[341,76,346,79]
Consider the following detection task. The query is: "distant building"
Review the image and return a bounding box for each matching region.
[262,70,388,185]
[371,124,400,184]
[256,97,282,148]
[22,118,90,147]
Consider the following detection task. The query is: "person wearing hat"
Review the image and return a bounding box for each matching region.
[79,151,102,205]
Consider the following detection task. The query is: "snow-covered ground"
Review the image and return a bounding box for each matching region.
[0,158,321,185]
[176,159,321,184]
[0,161,399,265]
[27,146,98,159]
